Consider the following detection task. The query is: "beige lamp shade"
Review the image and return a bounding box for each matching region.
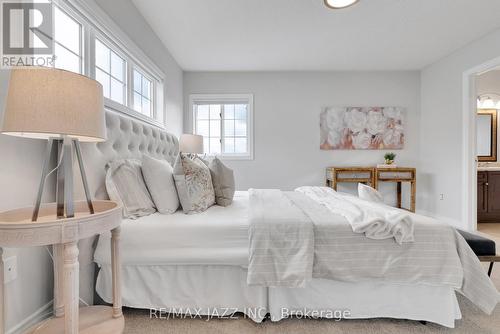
[1,68,106,142]
[179,134,204,154]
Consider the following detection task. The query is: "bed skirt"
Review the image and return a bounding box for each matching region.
[96,264,462,328]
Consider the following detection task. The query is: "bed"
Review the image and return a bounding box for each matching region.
[82,111,497,328]
[95,192,461,327]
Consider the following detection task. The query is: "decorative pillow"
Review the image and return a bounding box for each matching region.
[141,155,179,214]
[358,183,384,203]
[105,159,156,219]
[173,153,215,214]
[209,157,235,206]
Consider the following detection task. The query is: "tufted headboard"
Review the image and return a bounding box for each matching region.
[76,110,178,305]
[76,110,179,201]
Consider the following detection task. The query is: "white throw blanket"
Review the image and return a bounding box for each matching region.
[295,186,414,244]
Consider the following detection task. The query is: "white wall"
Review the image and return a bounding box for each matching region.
[476,70,500,160]
[94,0,184,136]
[184,71,420,204]
[0,71,54,332]
[420,27,500,228]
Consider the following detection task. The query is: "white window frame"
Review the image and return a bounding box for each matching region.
[94,37,128,105]
[132,65,156,118]
[52,5,84,74]
[52,0,166,128]
[190,94,254,160]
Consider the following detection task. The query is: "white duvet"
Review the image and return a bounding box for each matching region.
[94,192,249,266]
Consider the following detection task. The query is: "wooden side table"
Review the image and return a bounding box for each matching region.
[0,200,123,334]
[375,167,416,212]
[326,166,417,212]
[326,167,376,190]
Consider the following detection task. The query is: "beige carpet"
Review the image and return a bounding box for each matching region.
[123,226,500,334]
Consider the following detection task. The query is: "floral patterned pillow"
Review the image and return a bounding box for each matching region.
[173,153,215,214]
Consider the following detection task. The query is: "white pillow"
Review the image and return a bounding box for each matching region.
[105,159,156,219]
[209,157,235,207]
[141,155,179,214]
[173,153,215,214]
[358,183,384,203]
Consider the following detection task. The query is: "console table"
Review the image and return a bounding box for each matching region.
[326,167,376,190]
[0,200,123,334]
[326,166,417,212]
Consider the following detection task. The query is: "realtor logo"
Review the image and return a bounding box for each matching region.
[1,1,55,68]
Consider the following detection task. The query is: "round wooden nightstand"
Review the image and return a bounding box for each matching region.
[0,200,123,334]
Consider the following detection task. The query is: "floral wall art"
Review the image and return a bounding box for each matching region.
[320,107,405,150]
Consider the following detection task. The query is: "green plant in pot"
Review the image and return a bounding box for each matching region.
[384,152,396,165]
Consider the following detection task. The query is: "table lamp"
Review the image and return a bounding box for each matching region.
[1,68,106,221]
[179,134,204,156]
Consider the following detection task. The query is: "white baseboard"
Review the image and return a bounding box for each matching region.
[7,300,53,334]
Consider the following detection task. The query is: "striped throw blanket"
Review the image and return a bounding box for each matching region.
[247,188,499,314]
[247,189,314,287]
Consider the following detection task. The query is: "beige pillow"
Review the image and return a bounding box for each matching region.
[105,159,156,219]
[141,155,179,214]
[358,183,384,203]
[173,153,215,214]
[209,157,235,206]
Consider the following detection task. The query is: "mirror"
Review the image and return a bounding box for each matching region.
[477,109,497,161]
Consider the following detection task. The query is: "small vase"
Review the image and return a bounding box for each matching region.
[385,159,394,165]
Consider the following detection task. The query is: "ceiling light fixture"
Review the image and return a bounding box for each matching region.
[324,0,359,9]
[478,93,500,109]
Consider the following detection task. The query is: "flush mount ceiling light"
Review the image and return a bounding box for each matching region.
[324,0,359,9]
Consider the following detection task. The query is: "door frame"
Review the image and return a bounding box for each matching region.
[462,55,500,231]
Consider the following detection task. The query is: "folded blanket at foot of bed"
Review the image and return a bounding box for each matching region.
[296,186,414,244]
[247,188,499,314]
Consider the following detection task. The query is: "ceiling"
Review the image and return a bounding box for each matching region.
[132,0,500,71]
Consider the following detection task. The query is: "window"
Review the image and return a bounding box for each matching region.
[133,69,153,116]
[95,39,126,104]
[53,6,83,73]
[46,0,166,126]
[191,94,254,160]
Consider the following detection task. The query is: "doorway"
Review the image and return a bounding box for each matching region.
[476,71,500,238]
[463,56,500,234]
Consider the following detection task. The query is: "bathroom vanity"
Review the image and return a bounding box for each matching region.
[478,169,500,223]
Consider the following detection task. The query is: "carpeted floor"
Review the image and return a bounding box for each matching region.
[123,226,500,334]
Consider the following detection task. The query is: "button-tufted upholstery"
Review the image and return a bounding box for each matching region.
[75,110,179,201]
[77,111,178,306]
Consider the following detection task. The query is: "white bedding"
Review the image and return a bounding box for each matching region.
[296,186,414,244]
[94,191,249,266]
[96,264,461,327]
[247,188,499,313]
[93,189,482,327]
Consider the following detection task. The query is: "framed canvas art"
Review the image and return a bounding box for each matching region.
[320,107,405,150]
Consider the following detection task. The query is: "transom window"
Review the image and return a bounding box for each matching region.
[191,94,254,160]
[44,1,166,126]
[95,39,126,105]
[133,69,153,117]
[53,6,83,74]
